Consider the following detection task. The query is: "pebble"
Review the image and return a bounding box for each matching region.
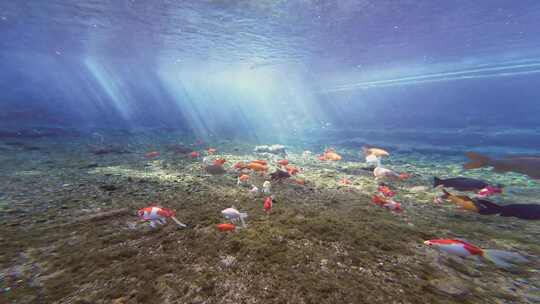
[219,255,236,268]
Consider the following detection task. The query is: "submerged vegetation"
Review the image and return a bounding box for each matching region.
[0,131,538,303]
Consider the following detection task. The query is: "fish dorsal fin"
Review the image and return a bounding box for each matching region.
[453,238,475,246]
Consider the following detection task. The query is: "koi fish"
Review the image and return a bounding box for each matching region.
[238,174,250,183]
[441,189,478,212]
[138,206,186,228]
[277,159,289,166]
[474,199,540,220]
[319,151,342,161]
[372,195,402,212]
[365,154,382,167]
[363,146,390,158]
[248,162,268,172]
[213,158,227,166]
[478,185,503,197]
[217,223,236,232]
[251,160,268,166]
[285,165,299,175]
[207,148,217,155]
[378,184,396,197]
[190,151,200,158]
[464,152,540,179]
[373,167,402,180]
[262,181,271,194]
[424,239,528,268]
[264,196,273,214]
[434,177,490,192]
[221,207,248,227]
[145,151,160,158]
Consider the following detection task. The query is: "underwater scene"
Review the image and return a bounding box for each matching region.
[1,1,540,303]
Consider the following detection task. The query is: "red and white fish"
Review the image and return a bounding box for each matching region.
[477,185,503,197]
[424,239,527,268]
[264,196,273,214]
[138,206,186,228]
[372,195,402,212]
[373,167,409,180]
[221,207,248,227]
[378,184,396,197]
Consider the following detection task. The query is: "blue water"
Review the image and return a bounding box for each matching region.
[2,1,540,146]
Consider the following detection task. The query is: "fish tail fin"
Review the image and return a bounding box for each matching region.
[483,249,528,269]
[474,199,503,215]
[433,177,443,188]
[441,189,450,199]
[464,152,491,169]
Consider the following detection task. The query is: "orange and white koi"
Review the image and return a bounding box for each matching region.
[372,195,402,212]
[319,150,342,161]
[424,239,528,268]
[373,167,409,180]
[221,207,248,227]
[138,206,186,228]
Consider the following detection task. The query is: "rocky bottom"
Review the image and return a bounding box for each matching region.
[0,136,539,304]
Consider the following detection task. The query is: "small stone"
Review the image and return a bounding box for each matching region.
[219,255,236,268]
[112,297,128,304]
